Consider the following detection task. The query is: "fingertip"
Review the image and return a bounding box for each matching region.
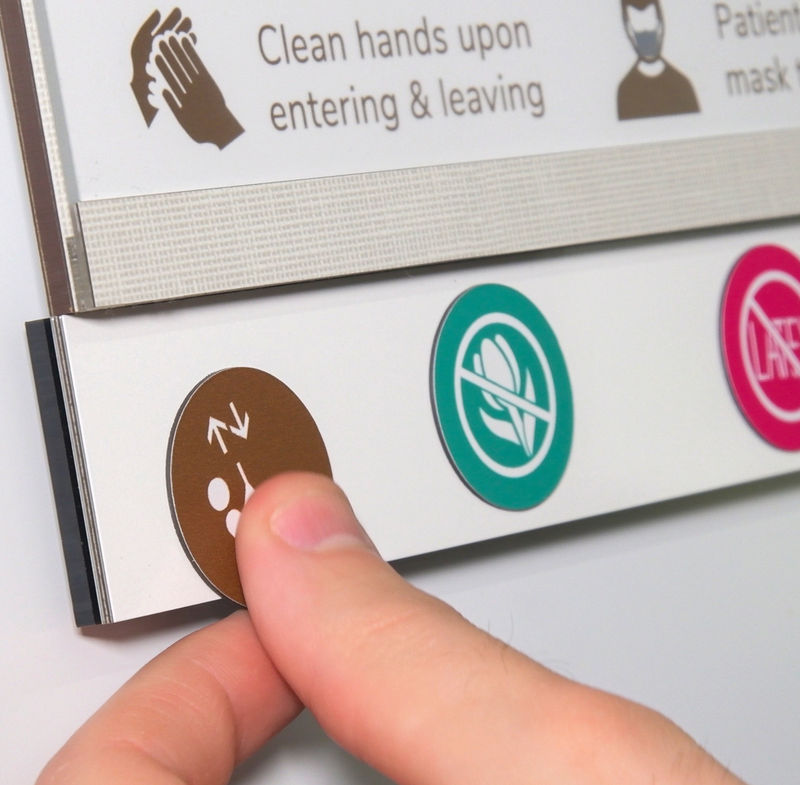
[146,9,161,29]
[236,472,374,554]
[237,472,339,532]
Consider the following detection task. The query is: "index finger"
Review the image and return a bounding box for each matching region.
[36,611,301,785]
[235,473,747,785]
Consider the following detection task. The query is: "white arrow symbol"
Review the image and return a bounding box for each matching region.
[207,417,229,455]
[228,402,250,440]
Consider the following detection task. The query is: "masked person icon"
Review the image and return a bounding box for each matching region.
[617,0,700,121]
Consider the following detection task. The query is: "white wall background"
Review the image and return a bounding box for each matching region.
[1,48,798,785]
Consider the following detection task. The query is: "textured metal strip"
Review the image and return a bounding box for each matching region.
[78,128,800,310]
[0,0,72,313]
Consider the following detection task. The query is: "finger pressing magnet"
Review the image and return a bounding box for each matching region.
[167,367,331,604]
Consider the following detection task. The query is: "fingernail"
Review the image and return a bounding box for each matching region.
[269,490,377,553]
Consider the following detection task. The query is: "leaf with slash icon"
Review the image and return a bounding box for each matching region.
[473,334,536,457]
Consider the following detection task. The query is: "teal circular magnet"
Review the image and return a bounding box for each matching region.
[431,284,573,510]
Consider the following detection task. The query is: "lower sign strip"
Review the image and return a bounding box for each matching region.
[42,223,800,623]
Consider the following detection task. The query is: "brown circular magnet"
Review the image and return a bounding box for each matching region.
[167,367,331,604]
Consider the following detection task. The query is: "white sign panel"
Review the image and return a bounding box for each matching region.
[39,1,800,199]
[6,1,800,309]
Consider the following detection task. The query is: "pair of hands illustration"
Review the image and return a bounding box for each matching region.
[37,473,747,785]
[130,8,243,149]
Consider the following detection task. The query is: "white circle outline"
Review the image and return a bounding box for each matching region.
[454,312,557,479]
[739,270,800,423]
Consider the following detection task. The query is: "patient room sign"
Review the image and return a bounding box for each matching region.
[721,245,800,451]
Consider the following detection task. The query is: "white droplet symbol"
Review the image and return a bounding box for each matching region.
[206,464,254,538]
[208,477,230,511]
[225,509,240,538]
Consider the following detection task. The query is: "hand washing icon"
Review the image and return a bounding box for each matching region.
[130,8,244,148]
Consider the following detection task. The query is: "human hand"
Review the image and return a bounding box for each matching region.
[155,34,244,149]
[130,8,194,126]
[37,473,747,784]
